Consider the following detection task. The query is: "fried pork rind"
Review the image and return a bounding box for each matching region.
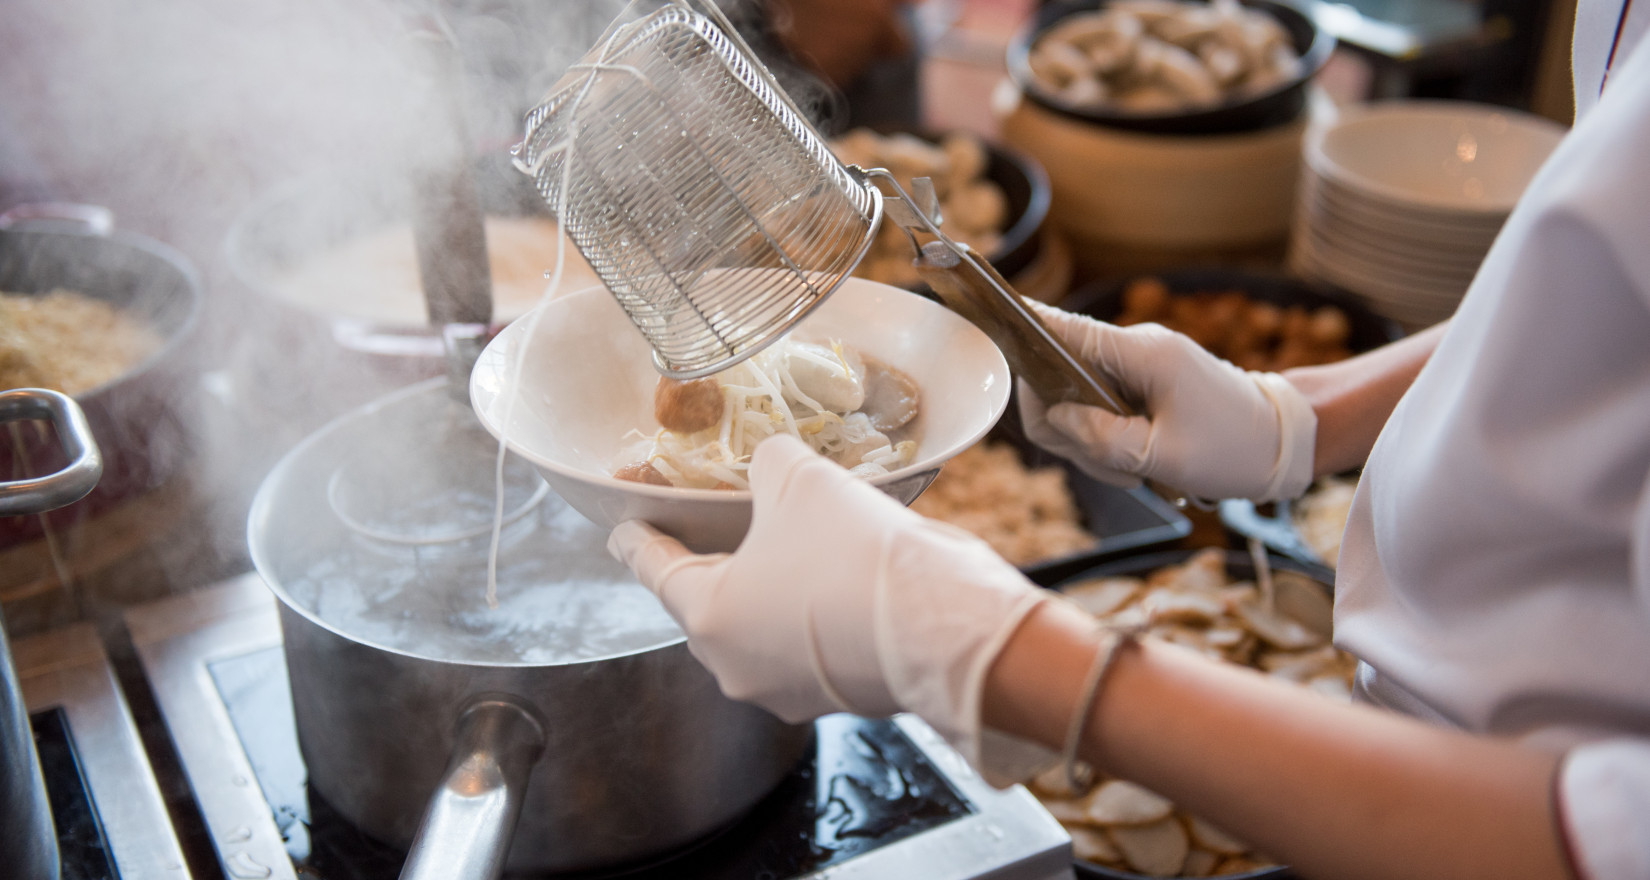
[1035,548,1357,876]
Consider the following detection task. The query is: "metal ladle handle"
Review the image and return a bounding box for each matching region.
[0,388,103,517]
[913,242,1136,415]
[866,170,1207,508]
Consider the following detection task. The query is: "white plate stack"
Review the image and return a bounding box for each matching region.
[1289,100,1567,328]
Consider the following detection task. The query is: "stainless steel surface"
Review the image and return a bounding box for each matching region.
[400,699,545,880]
[514,0,880,379]
[127,576,296,880]
[14,621,191,880]
[248,379,810,874]
[0,388,103,516]
[130,575,1077,880]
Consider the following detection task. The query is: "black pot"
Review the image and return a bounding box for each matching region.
[1007,0,1335,135]
[982,140,1052,279]
[0,207,202,549]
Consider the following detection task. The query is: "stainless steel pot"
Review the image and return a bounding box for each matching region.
[0,387,104,880]
[247,379,810,878]
[0,204,202,550]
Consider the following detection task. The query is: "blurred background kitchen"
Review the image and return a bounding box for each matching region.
[0,0,1585,878]
[0,0,1577,618]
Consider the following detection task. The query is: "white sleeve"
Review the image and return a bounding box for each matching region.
[1559,739,1650,880]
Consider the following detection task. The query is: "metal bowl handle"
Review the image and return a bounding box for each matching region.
[0,388,103,517]
[399,698,546,880]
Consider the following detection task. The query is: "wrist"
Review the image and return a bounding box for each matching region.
[1251,372,1317,501]
[982,598,1106,746]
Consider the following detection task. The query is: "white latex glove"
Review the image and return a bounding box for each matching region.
[1019,302,1317,502]
[608,434,1055,786]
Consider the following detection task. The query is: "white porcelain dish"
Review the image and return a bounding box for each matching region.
[470,277,1013,552]
[1305,100,1566,216]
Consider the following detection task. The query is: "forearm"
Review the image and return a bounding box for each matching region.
[984,601,1571,880]
[1282,321,1449,477]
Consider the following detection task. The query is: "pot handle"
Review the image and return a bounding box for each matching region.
[399,698,546,880]
[0,202,114,235]
[0,388,103,517]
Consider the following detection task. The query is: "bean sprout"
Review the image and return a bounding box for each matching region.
[617,337,917,489]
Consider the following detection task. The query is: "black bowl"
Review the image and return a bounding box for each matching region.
[1062,266,1405,359]
[852,128,1052,281]
[1007,0,1334,135]
[982,139,1053,279]
[1048,547,1333,880]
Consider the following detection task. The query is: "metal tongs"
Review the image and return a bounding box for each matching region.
[864,169,1136,416]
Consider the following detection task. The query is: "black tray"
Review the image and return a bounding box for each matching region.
[987,413,1192,587]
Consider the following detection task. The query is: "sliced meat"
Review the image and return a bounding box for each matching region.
[613,461,672,486]
[860,355,921,431]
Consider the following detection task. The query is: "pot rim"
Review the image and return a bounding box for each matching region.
[249,377,689,670]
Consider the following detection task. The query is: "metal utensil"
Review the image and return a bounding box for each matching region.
[512,0,1133,415]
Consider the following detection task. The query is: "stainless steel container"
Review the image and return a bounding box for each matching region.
[248,380,809,879]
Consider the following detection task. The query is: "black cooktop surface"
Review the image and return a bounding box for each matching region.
[33,707,120,880]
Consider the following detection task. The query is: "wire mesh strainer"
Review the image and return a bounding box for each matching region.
[514,0,1132,414]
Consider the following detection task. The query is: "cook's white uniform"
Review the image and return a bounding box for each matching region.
[1334,1,1650,876]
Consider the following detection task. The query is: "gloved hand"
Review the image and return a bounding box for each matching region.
[608,434,1055,785]
[1019,302,1317,502]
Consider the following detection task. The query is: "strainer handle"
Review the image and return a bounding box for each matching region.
[913,242,1135,416]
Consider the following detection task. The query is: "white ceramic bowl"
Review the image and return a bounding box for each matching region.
[1306,100,1567,216]
[470,277,1012,552]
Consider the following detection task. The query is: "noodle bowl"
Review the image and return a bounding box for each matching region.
[469,276,1011,552]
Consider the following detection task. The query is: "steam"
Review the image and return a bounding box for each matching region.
[0,0,837,593]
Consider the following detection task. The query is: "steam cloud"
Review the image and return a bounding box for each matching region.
[0,0,827,587]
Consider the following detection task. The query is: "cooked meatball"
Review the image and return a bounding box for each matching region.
[655,377,723,434]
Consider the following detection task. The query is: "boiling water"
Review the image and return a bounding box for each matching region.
[284,483,683,665]
[264,382,683,666]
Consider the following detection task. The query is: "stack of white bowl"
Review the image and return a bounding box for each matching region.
[1290,100,1567,328]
